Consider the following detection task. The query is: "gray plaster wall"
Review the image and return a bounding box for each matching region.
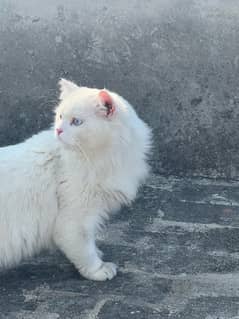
[0,0,239,179]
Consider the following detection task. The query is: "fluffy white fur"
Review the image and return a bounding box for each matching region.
[0,79,151,281]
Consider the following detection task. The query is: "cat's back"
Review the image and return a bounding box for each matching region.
[0,129,58,165]
[0,130,59,193]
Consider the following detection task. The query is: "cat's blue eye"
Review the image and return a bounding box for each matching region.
[71,118,82,126]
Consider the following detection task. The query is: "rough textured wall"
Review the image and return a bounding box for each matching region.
[0,0,239,179]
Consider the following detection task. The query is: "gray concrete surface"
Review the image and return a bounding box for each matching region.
[1,175,239,318]
[1,1,239,318]
[1,0,239,178]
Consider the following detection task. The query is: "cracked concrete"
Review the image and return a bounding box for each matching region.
[1,175,239,318]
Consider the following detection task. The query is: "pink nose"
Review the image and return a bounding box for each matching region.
[56,128,63,136]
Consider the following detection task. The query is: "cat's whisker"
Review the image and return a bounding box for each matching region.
[76,143,94,170]
[119,135,131,146]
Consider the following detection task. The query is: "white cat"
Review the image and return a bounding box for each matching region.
[0,79,151,281]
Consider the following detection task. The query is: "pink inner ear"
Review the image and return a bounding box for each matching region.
[99,90,115,116]
[99,90,113,105]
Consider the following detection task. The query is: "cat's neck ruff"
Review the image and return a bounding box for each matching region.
[58,138,124,176]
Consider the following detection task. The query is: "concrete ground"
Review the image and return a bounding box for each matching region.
[1,174,239,319]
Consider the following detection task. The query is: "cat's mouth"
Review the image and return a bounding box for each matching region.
[55,133,75,148]
[57,134,65,143]
[55,131,65,143]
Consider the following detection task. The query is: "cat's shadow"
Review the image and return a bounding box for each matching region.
[0,251,81,289]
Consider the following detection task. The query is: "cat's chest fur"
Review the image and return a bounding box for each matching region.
[56,149,128,214]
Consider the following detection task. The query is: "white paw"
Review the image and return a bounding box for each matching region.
[82,262,117,281]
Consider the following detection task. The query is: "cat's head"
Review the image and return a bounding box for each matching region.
[55,78,152,194]
[54,79,132,153]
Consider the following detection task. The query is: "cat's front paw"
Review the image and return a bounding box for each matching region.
[82,262,117,281]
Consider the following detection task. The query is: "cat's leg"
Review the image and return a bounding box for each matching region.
[53,213,117,281]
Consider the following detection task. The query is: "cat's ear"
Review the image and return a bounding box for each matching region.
[58,78,79,100]
[97,90,115,117]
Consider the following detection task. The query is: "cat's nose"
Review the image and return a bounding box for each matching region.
[56,128,63,136]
